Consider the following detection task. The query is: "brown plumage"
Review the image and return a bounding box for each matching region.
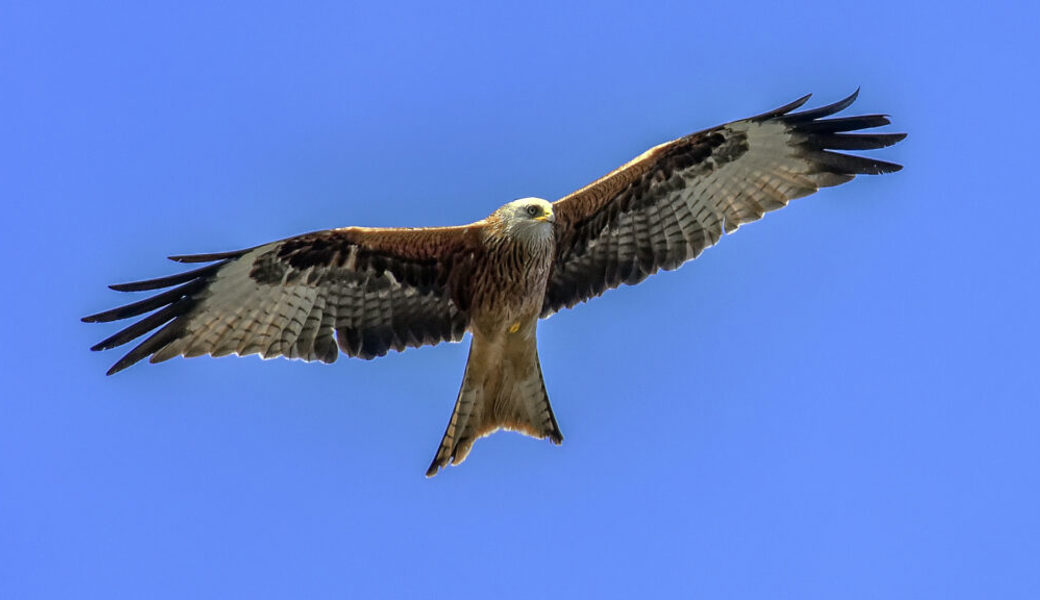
[83,90,905,476]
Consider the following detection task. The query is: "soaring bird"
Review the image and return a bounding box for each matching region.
[84,90,905,476]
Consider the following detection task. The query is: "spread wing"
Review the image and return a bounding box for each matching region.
[543,90,905,316]
[84,225,487,375]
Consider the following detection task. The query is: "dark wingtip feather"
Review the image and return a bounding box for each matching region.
[89,298,194,351]
[814,150,903,175]
[772,90,905,177]
[168,249,247,263]
[104,320,185,375]
[85,279,208,323]
[749,93,813,121]
[107,263,223,292]
[808,132,907,150]
[784,88,860,122]
[85,253,238,372]
[797,114,892,133]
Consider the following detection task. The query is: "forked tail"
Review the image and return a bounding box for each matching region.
[426,331,562,477]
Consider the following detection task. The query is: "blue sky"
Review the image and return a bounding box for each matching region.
[4,1,1039,598]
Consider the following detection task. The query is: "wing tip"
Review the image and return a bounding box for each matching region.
[872,159,904,174]
[86,262,230,373]
[783,88,861,122]
[105,354,143,376]
[749,92,813,121]
[777,89,905,177]
[168,249,248,263]
[752,88,866,125]
[880,132,909,146]
[104,350,145,375]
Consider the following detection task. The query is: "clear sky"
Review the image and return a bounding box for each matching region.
[4,1,1038,598]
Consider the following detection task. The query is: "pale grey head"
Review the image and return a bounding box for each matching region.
[491,197,556,246]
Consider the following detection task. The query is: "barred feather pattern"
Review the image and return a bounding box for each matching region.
[543,90,905,316]
[83,227,484,375]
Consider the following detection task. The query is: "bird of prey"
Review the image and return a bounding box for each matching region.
[84,90,904,476]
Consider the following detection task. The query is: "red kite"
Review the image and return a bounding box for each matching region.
[84,91,905,476]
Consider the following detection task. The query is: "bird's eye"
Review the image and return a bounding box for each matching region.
[526,205,540,217]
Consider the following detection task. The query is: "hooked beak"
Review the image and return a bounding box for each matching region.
[535,212,556,224]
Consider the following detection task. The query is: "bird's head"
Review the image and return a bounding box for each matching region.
[490,197,556,245]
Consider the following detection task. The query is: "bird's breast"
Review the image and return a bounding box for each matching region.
[468,236,554,333]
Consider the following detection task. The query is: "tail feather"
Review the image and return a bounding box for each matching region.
[426,333,562,477]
